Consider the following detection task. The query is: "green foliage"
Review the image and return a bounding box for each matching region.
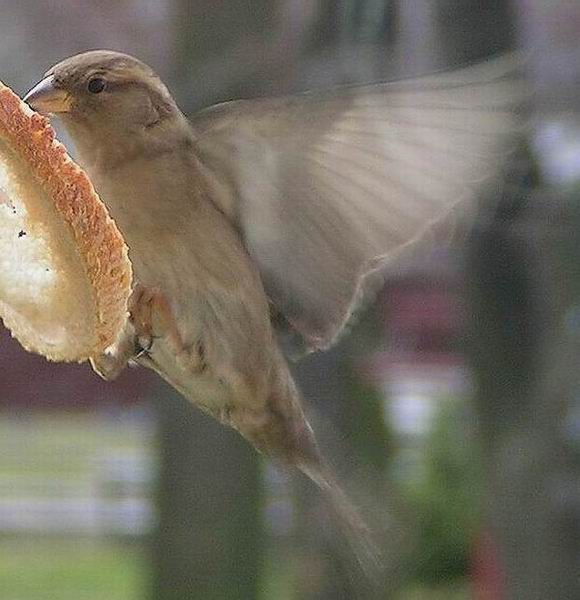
[403,400,482,585]
[345,365,393,474]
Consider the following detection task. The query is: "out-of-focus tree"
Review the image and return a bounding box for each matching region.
[467,148,580,600]
[459,0,580,598]
[172,0,318,108]
[435,0,517,65]
[151,390,263,600]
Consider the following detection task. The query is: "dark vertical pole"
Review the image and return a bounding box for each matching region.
[434,0,517,64]
[459,1,580,598]
[467,161,580,600]
[150,390,263,600]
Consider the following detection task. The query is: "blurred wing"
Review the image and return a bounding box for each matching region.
[191,54,526,355]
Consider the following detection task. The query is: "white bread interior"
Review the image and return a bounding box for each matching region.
[0,81,132,361]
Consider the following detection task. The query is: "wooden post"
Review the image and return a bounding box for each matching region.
[466,159,580,599]
[150,390,263,600]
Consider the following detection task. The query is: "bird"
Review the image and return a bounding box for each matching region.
[24,49,524,572]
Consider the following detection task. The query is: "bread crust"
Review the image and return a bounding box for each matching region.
[0,81,132,361]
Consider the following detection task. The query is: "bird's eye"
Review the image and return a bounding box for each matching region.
[87,77,106,94]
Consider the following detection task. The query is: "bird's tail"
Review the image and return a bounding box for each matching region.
[237,354,386,585]
[275,371,385,583]
[297,451,385,586]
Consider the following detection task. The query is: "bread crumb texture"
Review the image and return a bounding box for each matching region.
[0,81,132,362]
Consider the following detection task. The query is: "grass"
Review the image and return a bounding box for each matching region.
[0,412,153,478]
[0,538,145,600]
[0,535,469,600]
[0,412,150,600]
[0,412,471,599]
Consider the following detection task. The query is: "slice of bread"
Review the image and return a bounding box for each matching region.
[0,81,132,362]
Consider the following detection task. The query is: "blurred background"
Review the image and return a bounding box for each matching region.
[1,1,580,599]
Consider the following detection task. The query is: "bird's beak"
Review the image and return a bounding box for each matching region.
[23,75,72,115]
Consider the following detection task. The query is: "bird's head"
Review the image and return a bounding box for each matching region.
[24,50,180,142]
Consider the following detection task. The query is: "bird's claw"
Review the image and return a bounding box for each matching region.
[128,284,195,370]
[129,284,156,352]
[92,283,203,377]
[89,285,158,379]
[90,329,139,381]
[135,333,154,357]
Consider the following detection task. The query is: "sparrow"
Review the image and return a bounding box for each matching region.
[24,50,524,569]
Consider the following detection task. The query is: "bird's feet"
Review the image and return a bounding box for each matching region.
[91,284,205,380]
[89,284,162,381]
[129,284,185,359]
[91,284,206,380]
[89,319,140,381]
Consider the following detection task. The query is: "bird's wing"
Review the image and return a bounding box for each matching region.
[190,54,527,356]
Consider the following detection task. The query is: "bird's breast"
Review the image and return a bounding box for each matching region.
[86,150,275,411]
